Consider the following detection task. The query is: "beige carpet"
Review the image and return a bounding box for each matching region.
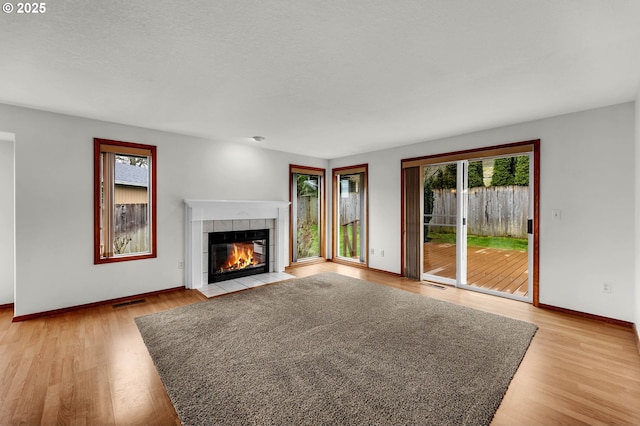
[136,272,537,425]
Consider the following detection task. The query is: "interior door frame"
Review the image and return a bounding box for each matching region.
[401,140,540,306]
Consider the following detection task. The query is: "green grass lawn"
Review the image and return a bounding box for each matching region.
[339,223,360,258]
[427,232,528,251]
[298,224,527,258]
[296,223,320,259]
[296,223,363,259]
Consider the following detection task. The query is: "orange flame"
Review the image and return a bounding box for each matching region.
[221,242,258,271]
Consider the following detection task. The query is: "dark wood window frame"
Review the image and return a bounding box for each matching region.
[289,165,326,263]
[332,164,369,267]
[94,138,157,264]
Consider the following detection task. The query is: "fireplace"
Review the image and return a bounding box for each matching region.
[208,229,270,283]
[184,200,289,289]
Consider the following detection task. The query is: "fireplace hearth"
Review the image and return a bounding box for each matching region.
[208,229,269,283]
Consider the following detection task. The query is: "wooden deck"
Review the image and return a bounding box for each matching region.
[424,242,529,297]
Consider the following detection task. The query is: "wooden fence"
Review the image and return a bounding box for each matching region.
[114,203,149,253]
[297,194,362,227]
[429,186,529,238]
[338,193,360,226]
[338,193,361,257]
[301,187,528,240]
[296,196,319,225]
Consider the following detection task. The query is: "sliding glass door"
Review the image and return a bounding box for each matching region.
[464,154,532,300]
[422,163,460,285]
[421,152,534,302]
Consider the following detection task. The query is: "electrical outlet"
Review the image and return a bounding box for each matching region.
[178,261,184,270]
[370,248,375,256]
[380,250,384,257]
[601,282,612,293]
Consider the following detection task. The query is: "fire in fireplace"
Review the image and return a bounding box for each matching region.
[208,229,269,283]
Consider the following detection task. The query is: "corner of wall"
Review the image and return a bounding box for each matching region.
[0,132,15,306]
[635,90,640,344]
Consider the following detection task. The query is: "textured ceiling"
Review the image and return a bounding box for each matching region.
[1,0,639,159]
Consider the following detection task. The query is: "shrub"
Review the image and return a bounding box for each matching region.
[468,161,484,187]
[490,158,514,186]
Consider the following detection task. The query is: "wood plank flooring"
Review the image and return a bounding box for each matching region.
[424,242,529,296]
[1,262,639,425]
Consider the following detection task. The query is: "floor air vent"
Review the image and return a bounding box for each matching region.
[112,298,146,308]
[421,282,446,290]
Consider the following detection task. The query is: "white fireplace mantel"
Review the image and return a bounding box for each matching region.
[184,200,290,289]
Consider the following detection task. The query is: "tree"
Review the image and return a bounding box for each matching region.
[430,163,457,189]
[489,156,529,186]
[491,158,515,186]
[468,161,484,187]
[513,156,529,186]
[296,174,318,197]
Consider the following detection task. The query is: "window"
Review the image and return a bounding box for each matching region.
[290,165,325,262]
[94,138,156,264]
[332,164,368,265]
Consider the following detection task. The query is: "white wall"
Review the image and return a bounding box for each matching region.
[330,103,636,322]
[0,132,14,305]
[0,103,327,317]
[2,101,635,323]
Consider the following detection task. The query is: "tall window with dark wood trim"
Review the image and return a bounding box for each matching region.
[94,138,157,264]
[332,165,368,265]
[290,165,325,262]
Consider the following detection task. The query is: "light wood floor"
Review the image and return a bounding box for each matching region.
[1,262,639,425]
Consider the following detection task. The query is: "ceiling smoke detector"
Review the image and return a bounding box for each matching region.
[252,136,265,142]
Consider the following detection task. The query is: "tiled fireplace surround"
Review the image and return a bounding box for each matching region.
[203,218,275,284]
[184,200,290,290]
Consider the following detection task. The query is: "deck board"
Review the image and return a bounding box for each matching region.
[424,242,529,297]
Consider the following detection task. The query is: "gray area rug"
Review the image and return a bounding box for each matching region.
[136,272,537,425]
